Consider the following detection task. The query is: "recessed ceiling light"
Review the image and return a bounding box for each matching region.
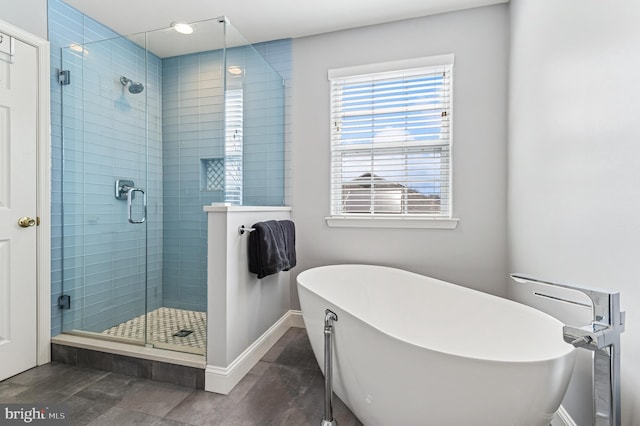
[171,22,194,35]
[69,43,89,56]
[228,66,243,76]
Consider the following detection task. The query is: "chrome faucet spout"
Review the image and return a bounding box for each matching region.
[510,273,624,328]
[510,273,624,426]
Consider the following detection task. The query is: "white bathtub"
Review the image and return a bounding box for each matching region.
[297,264,576,426]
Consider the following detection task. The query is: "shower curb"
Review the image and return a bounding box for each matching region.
[51,343,205,389]
[50,335,205,389]
[51,334,204,368]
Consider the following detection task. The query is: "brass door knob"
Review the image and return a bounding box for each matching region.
[18,217,36,228]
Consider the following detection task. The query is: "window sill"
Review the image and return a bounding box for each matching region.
[325,216,459,229]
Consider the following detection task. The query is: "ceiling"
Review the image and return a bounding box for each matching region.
[63,0,508,45]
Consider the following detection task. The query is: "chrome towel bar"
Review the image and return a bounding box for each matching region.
[238,225,256,235]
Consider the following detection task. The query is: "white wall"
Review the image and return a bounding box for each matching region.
[508,0,640,424]
[0,0,48,40]
[290,5,509,309]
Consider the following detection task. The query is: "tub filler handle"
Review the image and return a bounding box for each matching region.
[323,309,338,426]
[510,273,625,426]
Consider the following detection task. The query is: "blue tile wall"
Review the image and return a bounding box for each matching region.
[50,0,292,334]
[160,41,289,311]
[161,50,223,311]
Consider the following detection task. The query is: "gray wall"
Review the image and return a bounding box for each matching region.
[0,0,47,40]
[508,0,640,424]
[290,5,509,309]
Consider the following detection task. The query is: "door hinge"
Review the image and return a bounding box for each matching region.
[58,70,70,85]
[58,295,71,310]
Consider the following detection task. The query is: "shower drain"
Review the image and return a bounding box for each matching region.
[173,329,194,337]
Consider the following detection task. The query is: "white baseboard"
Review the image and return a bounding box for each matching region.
[552,405,576,426]
[205,310,304,394]
[288,309,305,328]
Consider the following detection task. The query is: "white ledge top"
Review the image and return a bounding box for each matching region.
[325,216,459,229]
[204,203,292,213]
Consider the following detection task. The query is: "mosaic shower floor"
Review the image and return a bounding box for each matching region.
[102,307,206,355]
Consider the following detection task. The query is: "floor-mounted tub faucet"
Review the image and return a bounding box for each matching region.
[322,309,338,426]
[510,273,625,426]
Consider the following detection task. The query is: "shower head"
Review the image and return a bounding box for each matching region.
[120,76,144,94]
[128,82,145,94]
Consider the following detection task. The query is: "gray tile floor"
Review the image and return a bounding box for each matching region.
[0,328,362,426]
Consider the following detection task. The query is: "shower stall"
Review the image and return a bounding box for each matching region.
[53,16,286,356]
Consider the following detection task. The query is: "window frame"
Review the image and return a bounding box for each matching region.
[325,54,459,229]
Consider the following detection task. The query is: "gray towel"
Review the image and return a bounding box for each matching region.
[278,220,296,271]
[248,220,296,279]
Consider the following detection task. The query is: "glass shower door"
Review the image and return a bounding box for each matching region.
[60,35,150,345]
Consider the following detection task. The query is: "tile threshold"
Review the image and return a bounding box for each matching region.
[51,334,205,369]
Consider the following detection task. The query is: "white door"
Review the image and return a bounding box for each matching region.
[0,35,38,381]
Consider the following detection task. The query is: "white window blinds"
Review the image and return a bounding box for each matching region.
[329,55,453,218]
[225,88,243,204]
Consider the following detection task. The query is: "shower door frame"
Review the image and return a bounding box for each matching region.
[0,18,52,366]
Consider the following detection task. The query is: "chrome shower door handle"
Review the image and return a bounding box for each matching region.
[127,187,146,224]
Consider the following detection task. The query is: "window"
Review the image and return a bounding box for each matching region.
[327,55,457,229]
[225,88,243,204]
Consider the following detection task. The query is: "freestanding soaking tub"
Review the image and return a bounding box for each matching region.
[297,264,576,426]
